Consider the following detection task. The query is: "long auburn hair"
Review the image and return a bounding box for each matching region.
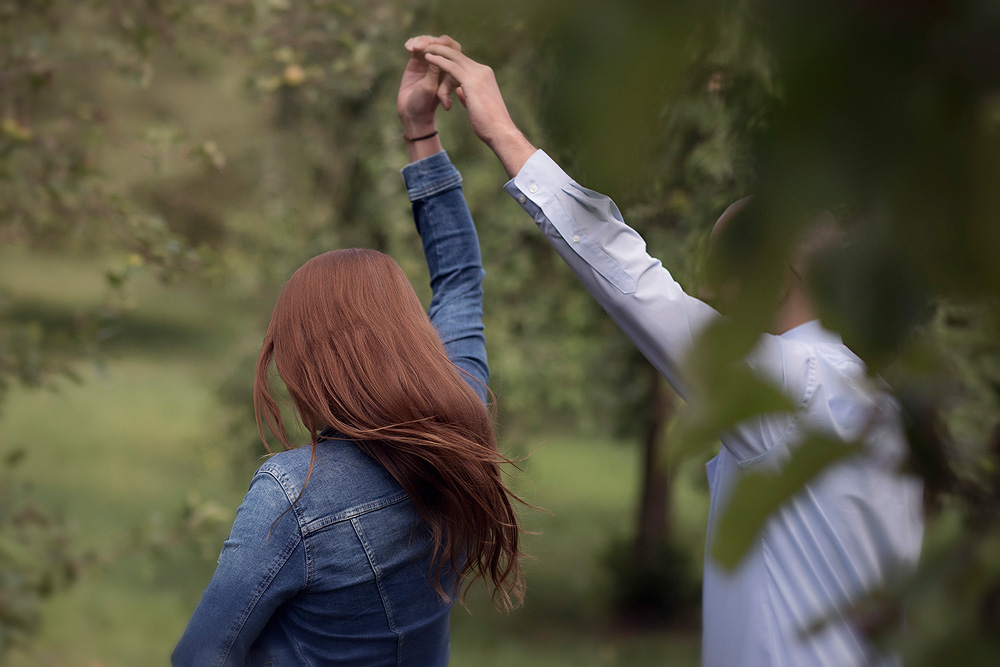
[253,248,525,609]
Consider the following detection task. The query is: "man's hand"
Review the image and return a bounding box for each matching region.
[422,44,536,177]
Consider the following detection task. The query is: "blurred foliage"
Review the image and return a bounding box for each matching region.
[0,448,79,656]
[1,0,232,652]
[737,2,999,659]
[0,0,214,408]
[1,0,999,660]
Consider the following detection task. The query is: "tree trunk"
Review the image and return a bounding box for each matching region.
[635,364,674,560]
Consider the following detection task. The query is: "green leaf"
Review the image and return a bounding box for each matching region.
[669,362,796,467]
[711,433,861,570]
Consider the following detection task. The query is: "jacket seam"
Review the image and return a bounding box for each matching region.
[216,473,305,666]
[351,517,404,665]
[300,491,410,536]
[259,468,314,590]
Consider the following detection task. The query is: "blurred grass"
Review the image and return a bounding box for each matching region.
[1,246,703,666]
[2,247,257,666]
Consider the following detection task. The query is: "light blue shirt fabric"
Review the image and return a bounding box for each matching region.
[504,150,923,667]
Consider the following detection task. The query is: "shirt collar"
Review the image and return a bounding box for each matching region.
[779,319,843,346]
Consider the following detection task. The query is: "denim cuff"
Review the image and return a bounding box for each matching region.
[400,150,463,202]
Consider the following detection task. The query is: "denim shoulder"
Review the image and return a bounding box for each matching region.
[255,445,316,504]
[255,440,408,528]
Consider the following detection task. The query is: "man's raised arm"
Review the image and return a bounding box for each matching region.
[423,44,720,402]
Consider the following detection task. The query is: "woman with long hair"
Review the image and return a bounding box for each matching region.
[172,36,524,666]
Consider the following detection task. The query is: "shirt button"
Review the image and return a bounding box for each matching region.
[518,194,527,204]
[572,235,580,243]
[528,184,538,193]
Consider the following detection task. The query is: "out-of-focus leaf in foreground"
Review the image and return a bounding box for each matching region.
[711,434,861,570]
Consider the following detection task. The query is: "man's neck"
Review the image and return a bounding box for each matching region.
[771,288,818,335]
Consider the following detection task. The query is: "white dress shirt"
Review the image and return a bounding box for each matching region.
[504,150,923,667]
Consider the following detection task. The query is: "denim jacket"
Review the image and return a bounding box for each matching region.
[172,151,488,667]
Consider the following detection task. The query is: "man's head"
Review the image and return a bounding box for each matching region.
[701,197,842,333]
[699,196,754,310]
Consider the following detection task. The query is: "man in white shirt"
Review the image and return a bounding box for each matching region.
[415,37,923,666]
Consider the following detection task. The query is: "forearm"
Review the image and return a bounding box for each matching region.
[406,134,444,162]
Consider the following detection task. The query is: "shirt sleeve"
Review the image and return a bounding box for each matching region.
[505,150,813,465]
[172,470,307,667]
[401,150,490,405]
[504,150,719,403]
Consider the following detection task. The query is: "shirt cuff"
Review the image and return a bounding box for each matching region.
[400,150,462,202]
[502,149,571,209]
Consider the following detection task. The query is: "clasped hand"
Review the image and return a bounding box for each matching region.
[399,35,536,176]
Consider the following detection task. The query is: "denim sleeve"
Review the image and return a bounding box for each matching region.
[172,470,306,667]
[401,150,489,405]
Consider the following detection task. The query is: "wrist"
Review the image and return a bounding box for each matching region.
[486,125,535,177]
[399,116,437,140]
[404,129,439,143]
[483,122,521,150]
[405,133,443,163]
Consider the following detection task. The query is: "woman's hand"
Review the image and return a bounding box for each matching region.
[398,35,461,157]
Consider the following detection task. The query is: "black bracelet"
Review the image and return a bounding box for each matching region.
[404,130,439,142]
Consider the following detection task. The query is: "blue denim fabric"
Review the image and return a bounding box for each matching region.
[172,151,487,667]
